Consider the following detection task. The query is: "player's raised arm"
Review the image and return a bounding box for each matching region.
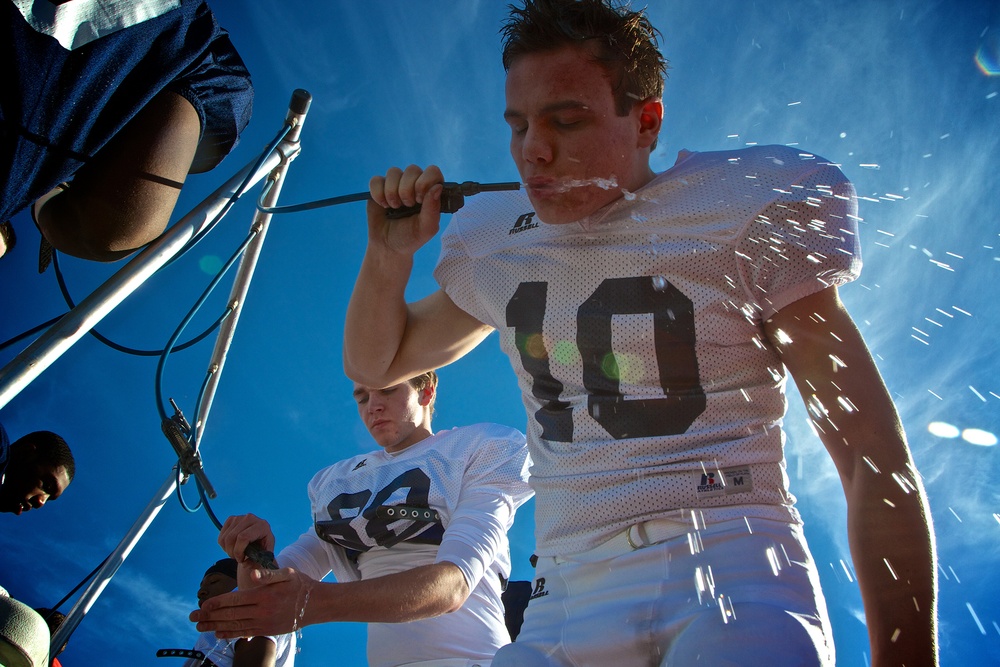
[344,165,493,387]
[765,286,938,667]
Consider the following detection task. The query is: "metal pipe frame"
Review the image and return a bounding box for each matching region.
[48,471,179,655]
[12,89,314,661]
[193,97,307,447]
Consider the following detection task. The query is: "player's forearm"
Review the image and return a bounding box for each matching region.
[845,465,938,666]
[303,562,469,625]
[819,382,938,663]
[767,288,939,664]
[811,387,939,664]
[232,636,278,667]
[343,244,415,386]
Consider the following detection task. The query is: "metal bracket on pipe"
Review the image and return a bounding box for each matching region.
[161,398,216,498]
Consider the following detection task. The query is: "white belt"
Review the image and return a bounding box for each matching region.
[555,517,692,564]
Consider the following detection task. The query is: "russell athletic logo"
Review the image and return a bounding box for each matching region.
[509,212,539,235]
[529,577,549,600]
[695,466,753,497]
[699,471,723,492]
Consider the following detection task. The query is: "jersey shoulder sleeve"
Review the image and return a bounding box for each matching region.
[439,189,538,259]
[306,458,356,500]
[434,424,531,586]
[731,145,862,319]
[434,190,537,327]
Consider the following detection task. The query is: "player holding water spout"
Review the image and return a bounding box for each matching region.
[342,1,937,665]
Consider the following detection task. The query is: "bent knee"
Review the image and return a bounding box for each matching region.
[37,186,173,261]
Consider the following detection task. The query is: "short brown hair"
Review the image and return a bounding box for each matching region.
[501,0,668,116]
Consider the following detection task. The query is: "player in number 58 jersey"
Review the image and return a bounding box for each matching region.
[192,372,532,667]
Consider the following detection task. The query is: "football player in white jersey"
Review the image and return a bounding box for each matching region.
[341,1,937,666]
[183,558,296,667]
[190,372,532,667]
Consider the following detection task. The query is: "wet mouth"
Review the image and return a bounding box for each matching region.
[525,178,556,196]
[527,176,621,198]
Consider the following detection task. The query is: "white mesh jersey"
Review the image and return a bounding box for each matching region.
[190,630,296,667]
[278,423,532,667]
[435,145,862,557]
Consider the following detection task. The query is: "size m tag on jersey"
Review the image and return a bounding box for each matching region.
[695,466,753,498]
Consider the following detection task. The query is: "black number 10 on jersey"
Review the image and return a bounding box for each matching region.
[506,276,707,442]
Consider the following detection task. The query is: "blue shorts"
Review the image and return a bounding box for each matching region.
[0,0,253,222]
[494,518,834,667]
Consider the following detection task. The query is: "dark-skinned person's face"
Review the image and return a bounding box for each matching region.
[197,572,237,607]
[0,460,70,515]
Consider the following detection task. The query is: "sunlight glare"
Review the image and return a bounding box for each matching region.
[927,421,960,438]
[961,428,998,447]
[975,38,1000,76]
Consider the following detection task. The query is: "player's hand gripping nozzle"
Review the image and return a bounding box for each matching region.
[384,181,520,219]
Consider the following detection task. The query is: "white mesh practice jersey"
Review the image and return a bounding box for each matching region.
[435,145,862,557]
[190,630,296,667]
[278,423,532,667]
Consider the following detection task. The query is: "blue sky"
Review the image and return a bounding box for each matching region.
[1,1,998,665]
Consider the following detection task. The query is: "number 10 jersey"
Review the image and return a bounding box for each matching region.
[435,145,862,558]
